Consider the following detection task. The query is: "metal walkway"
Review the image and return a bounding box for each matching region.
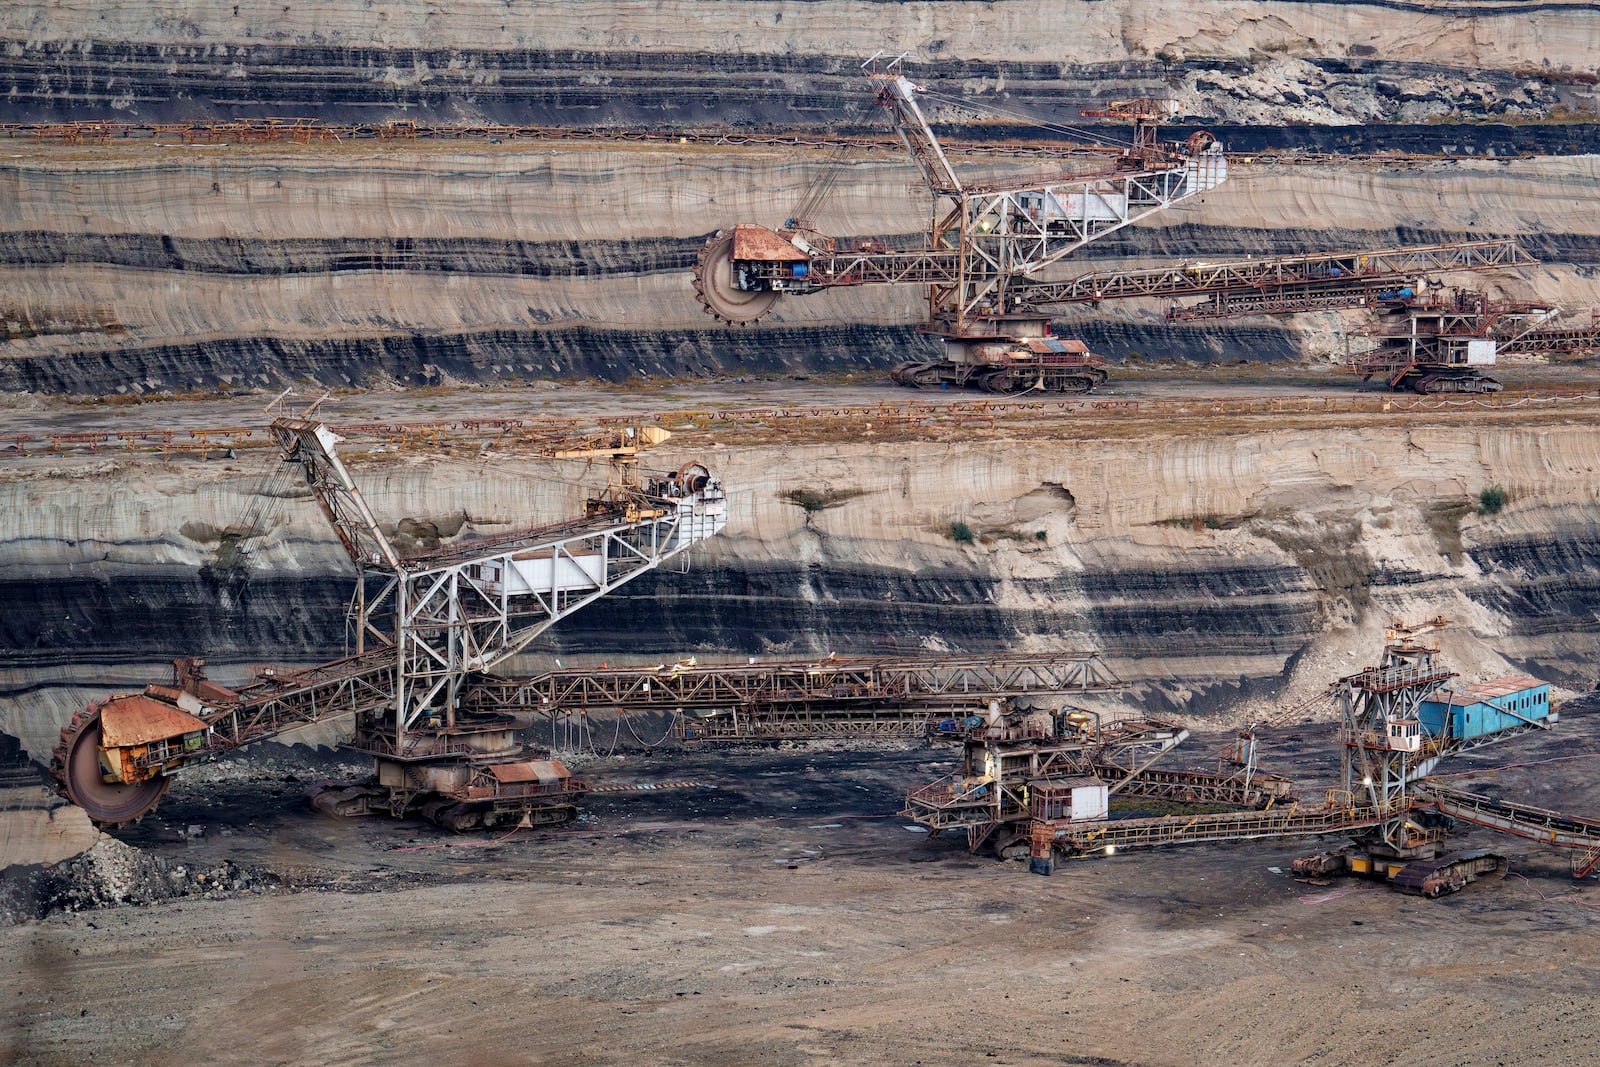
[1046,794,1394,855]
[1088,761,1297,809]
[469,652,1125,742]
[1427,783,1600,877]
[1013,239,1533,310]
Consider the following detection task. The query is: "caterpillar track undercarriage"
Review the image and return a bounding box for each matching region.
[50,398,728,830]
[695,57,1556,395]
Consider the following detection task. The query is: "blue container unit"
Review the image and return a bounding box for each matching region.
[1419,676,1553,742]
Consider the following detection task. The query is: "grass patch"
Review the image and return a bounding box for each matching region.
[1478,485,1508,515]
[949,520,976,545]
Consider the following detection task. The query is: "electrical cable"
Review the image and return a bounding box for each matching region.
[1508,869,1600,908]
[917,88,1137,150]
[1429,752,1600,779]
[621,710,682,749]
[785,90,873,226]
[215,449,298,587]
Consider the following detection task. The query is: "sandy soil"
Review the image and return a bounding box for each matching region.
[4,712,1599,1067]
[7,362,1598,440]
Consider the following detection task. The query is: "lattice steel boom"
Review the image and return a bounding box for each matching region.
[52,408,729,827]
[693,56,1228,342]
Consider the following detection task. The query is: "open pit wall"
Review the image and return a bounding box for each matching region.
[2,147,1599,394]
[2,1,1597,127]
[3,419,1598,761]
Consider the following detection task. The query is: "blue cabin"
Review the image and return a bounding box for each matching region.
[1419,676,1553,742]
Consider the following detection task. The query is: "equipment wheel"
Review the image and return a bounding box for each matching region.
[307,783,384,818]
[888,361,944,389]
[425,802,486,833]
[979,370,1034,395]
[888,361,924,386]
[51,706,170,827]
[528,803,579,828]
[993,834,1032,861]
[692,229,781,325]
[1047,374,1096,394]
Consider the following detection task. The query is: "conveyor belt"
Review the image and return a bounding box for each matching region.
[1427,783,1600,876]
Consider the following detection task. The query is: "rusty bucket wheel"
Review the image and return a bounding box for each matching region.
[50,706,171,827]
[692,229,781,325]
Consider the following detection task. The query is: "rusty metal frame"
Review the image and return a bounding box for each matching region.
[474,651,1123,714]
[732,59,1229,338]
[265,405,729,754]
[1019,238,1534,310]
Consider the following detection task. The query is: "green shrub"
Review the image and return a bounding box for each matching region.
[785,489,830,513]
[781,487,866,514]
[1034,529,1048,542]
[1478,485,1508,515]
[950,520,976,544]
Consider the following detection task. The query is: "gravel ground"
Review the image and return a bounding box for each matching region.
[4,714,1599,1066]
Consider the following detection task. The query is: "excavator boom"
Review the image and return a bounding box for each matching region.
[51,409,728,827]
[694,59,1227,338]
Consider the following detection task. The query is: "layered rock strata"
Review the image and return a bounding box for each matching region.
[2,147,1597,393]
[3,417,1597,761]
[2,2,1597,125]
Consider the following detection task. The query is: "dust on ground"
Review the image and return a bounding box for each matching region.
[11,361,1600,440]
[4,708,1599,1066]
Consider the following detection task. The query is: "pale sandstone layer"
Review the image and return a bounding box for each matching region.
[2,4,1597,146]
[10,149,1600,244]
[3,417,1596,761]
[0,792,101,869]
[7,1,1598,71]
[2,146,1597,390]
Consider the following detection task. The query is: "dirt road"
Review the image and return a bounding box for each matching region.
[6,723,1600,1067]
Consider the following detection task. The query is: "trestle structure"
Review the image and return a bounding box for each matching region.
[1426,784,1600,877]
[52,402,728,827]
[468,651,1126,743]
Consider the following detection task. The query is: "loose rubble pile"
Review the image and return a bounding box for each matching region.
[0,836,278,925]
[1172,57,1579,126]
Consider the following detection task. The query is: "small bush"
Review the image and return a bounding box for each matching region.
[1034,529,1048,542]
[785,489,830,514]
[781,487,866,514]
[950,520,976,545]
[1478,486,1508,515]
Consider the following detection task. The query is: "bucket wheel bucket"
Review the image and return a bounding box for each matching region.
[50,706,170,827]
[692,229,781,325]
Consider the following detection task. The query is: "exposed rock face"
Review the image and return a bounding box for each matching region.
[2,1,1599,393]
[0,835,275,924]
[4,419,1598,759]
[2,2,1596,126]
[3,4,1598,783]
[2,147,1597,394]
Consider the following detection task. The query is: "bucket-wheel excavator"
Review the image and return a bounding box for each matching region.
[693,53,1229,394]
[50,398,728,830]
[1347,288,1600,393]
[900,618,1600,894]
[694,56,1552,395]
